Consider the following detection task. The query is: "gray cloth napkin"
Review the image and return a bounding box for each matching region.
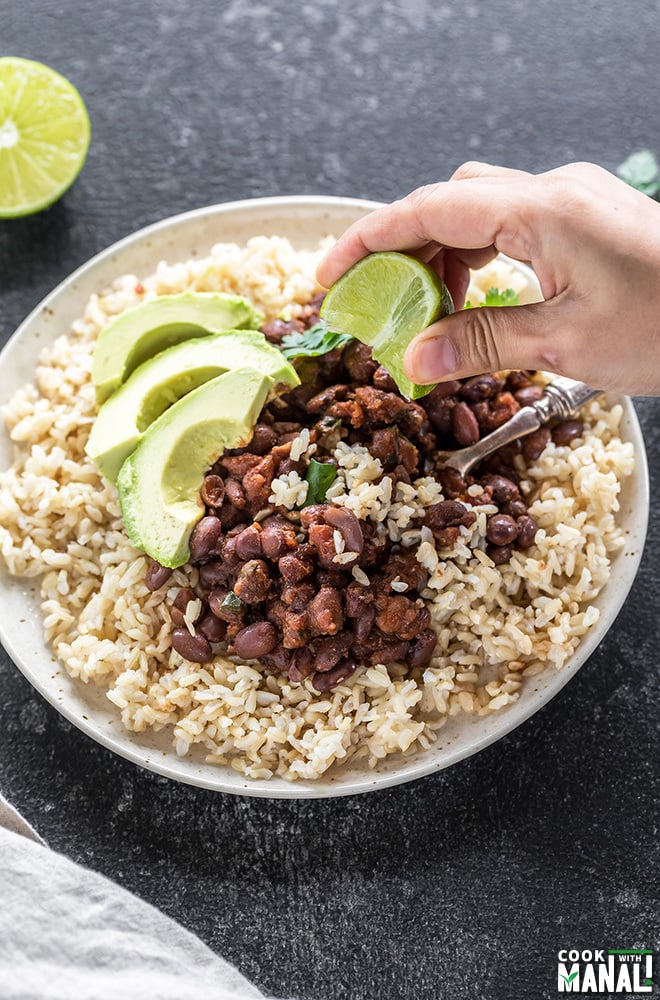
[0,794,270,1000]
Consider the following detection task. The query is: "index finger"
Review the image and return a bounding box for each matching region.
[316,178,537,288]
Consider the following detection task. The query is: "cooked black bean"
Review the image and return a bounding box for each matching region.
[426,380,462,400]
[208,588,244,624]
[170,587,197,626]
[199,559,230,589]
[299,504,327,529]
[249,423,279,455]
[313,632,352,672]
[487,543,514,565]
[342,341,379,384]
[345,581,374,618]
[451,401,480,445]
[506,370,533,391]
[172,627,213,663]
[501,498,528,519]
[367,640,409,665]
[273,457,301,479]
[425,499,470,529]
[311,657,357,692]
[324,506,364,555]
[289,647,314,682]
[197,611,227,643]
[145,559,172,591]
[522,426,551,462]
[405,629,437,669]
[514,384,544,406]
[437,466,467,498]
[234,621,278,659]
[516,515,538,548]
[306,384,348,414]
[189,516,223,562]
[552,419,584,445]
[234,524,263,560]
[425,395,455,435]
[372,366,398,392]
[486,514,518,546]
[218,505,246,530]
[201,474,225,508]
[262,645,294,673]
[459,374,503,402]
[260,515,297,560]
[224,477,246,509]
[261,317,305,344]
[483,474,519,503]
[382,552,429,593]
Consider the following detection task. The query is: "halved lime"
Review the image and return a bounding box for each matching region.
[0,57,90,218]
[320,251,454,399]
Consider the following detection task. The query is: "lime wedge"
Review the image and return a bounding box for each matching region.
[0,57,90,218]
[320,251,454,399]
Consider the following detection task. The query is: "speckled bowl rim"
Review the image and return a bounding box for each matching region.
[0,195,650,798]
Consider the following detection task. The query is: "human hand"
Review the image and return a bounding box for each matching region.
[317,162,660,395]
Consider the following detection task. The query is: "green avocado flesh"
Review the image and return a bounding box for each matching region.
[92,292,264,404]
[117,367,273,568]
[86,331,299,483]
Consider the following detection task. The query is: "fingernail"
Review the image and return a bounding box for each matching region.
[407,335,458,380]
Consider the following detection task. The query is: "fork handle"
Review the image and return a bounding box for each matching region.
[535,376,603,421]
[443,377,604,478]
[443,406,542,478]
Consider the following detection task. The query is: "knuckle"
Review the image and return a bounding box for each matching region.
[460,309,506,373]
[450,160,492,181]
[404,184,441,239]
[563,160,610,182]
[406,183,438,211]
[535,169,596,224]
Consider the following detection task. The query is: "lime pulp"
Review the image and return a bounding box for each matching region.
[320,251,454,399]
[0,57,90,218]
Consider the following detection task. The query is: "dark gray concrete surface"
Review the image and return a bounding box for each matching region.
[1,2,658,998]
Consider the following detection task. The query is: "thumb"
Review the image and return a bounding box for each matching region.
[404,302,559,383]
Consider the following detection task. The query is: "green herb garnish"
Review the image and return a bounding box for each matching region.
[617,149,660,197]
[281,321,352,360]
[303,458,337,506]
[221,591,243,610]
[465,287,520,309]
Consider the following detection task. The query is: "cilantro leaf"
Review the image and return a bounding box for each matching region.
[464,287,520,309]
[221,591,242,610]
[617,149,660,197]
[303,458,337,506]
[280,321,353,360]
[484,286,520,307]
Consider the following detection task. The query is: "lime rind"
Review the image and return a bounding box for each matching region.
[0,57,90,218]
[320,251,454,399]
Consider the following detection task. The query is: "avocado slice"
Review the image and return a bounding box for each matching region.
[92,291,264,404]
[117,367,272,568]
[86,330,299,483]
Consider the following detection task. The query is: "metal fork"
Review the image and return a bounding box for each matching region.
[438,376,604,478]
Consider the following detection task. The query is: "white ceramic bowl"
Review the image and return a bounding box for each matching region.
[0,196,650,798]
